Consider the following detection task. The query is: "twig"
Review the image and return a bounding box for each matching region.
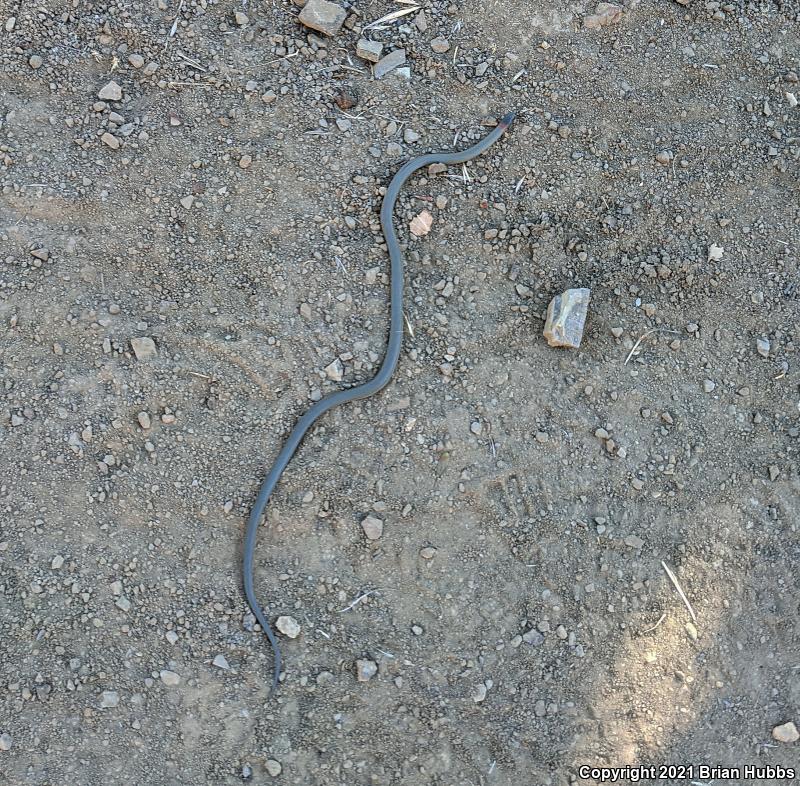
[337,589,378,613]
[175,52,207,72]
[641,613,666,634]
[266,51,299,66]
[662,561,697,623]
[164,0,185,45]
[363,6,418,30]
[624,327,680,365]
[403,311,415,338]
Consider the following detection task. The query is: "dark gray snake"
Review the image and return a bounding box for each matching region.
[243,112,515,693]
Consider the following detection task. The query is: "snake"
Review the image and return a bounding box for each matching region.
[243,111,516,694]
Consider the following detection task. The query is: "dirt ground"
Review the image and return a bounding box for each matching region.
[1,0,799,783]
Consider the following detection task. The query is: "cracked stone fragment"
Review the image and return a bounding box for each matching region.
[374,48,406,79]
[543,288,590,348]
[298,0,346,36]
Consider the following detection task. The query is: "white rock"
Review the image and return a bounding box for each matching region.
[160,670,181,686]
[360,515,383,540]
[355,659,378,682]
[131,336,157,360]
[0,732,12,751]
[772,721,799,743]
[756,337,770,357]
[100,690,119,708]
[356,39,383,63]
[212,654,230,670]
[298,0,346,35]
[98,80,123,101]
[266,759,282,777]
[410,210,433,237]
[276,615,301,638]
[708,242,724,261]
[543,288,590,348]
[51,555,64,569]
[325,358,344,381]
[472,683,487,703]
[101,132,120,150]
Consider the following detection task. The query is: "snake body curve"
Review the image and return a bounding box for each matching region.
[243,112,515,694]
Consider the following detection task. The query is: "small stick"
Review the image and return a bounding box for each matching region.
[337,589,378,613]
[624,327,680,365]
[641,612,666,634]
[403,311,415,338]
[662,561,697,623]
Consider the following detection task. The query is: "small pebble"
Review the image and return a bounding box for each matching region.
[160,670,181,687]
[325,358,344,381]
[355,659,378,682]
[756,337,770,357]
[0,733,11,751]
[266,760,282,777]
[374,49,406,79]
[543,288,590,348]
[128,54,144,68]
[472,683,487,703]
[98,81,123,101]
[410,210,433,237]
[100,690,120,708]
[430,37,450,53]
[101,132,121,150]
[703,379,716,393]
[276,615,301,638]
[772,722,799,743]
[360,515,384,540]
[356,39,383,63]
[131,337,157,360]
[298,0,347,36]
[234,10,249,25]
[212,654,230,670]
[29,54,43,69]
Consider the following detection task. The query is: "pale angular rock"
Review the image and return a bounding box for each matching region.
[212,654,230,670]
[101,132,120,150]
[100,690,119,708]
[0,732,11,751]
[98,80,123,101]
[374,48,406,79]
[276,615,301,638]
[356,39,383,63]
[266,760,282,777]
[410,210,433,237]
[772,721,799,743]
[298,0,346,36]
[584,2,623,28]
[355,659,378,682]
[543,288,590,348]
[160,670,181,686]
[360,515,383,540]
[131,336,157,360]
[325,358,344,381]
